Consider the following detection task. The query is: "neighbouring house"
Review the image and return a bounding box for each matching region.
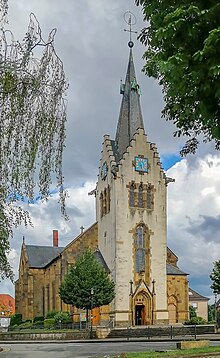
[15,40,190,326]
[0,294,15,317]
[189,288,209,321]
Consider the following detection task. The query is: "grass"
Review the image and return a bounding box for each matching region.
[125,346,220,357]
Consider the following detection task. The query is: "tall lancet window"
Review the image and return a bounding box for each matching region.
[147,185,153,210]
[138,183,143,208]
[129,182,135,207]
[100,192,103,218]
[136,225,145,273]
[103,188,107,215]
[107,185,111,213]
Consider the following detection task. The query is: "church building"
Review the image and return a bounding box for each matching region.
[15,39,189,326]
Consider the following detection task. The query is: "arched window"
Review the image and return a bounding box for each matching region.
[138,183,143,208]
[129,182,135,207]
[100,192,103,217]
[107,185,111,213]
[103,188,107,215]
[136,225,145,272]
[147,185,153,209]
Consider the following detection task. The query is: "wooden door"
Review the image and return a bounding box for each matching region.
[92,307,100,326]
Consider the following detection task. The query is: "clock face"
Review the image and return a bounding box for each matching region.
[135,157,148,173]
[101,161,108,180]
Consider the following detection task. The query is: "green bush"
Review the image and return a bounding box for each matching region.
[10,313,22,326]
[44,318,55,327]
[54,311,71,324]
[17,321,33,330]
[46,310,58,319]
[33,320,44,326]
[33,316,44,323]
[185,316,206,325]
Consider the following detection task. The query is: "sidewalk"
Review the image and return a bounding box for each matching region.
[0,334,219,344]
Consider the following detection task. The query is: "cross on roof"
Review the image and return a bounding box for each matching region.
[123,11,137,47]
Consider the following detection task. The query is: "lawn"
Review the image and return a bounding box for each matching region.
[125,346,220,357]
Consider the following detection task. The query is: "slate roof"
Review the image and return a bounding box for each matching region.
[25,245,64,268]
[115,48,144,160]
[166,263,188,276]
[189,287,209,301]
[25,245,110,273]
[94,250,110,273]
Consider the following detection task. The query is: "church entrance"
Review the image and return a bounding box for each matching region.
[135,305,145,325]
[134,290,152,325]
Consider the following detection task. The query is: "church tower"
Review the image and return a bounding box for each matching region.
[96,39,169,326]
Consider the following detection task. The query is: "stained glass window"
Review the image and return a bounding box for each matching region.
[147,186,152,209]
[103,188,107,215]
[129,182,135,207]
[100,192,103,217]
[136,225,145,272]
[107,185,111,213]
[138,183,143,208]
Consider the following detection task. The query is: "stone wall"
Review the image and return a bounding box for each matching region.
[167,274,189,323]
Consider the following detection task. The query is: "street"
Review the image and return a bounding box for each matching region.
[0,341,220,358]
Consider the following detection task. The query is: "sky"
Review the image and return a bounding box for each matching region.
[1,0,219,303]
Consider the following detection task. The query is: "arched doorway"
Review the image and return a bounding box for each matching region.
[134,291,152,325]
[168,296,178,324]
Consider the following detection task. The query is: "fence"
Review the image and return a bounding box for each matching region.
[109,325,216,340]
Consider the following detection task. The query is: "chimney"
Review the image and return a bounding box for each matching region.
[53,230,58,247]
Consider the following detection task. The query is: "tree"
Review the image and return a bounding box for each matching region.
[0,1,68,280]
[59,250,115,320]
[135,0,220,155]
[189,305,197,319]
[210,260,220,293]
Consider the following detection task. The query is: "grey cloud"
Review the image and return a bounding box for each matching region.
[187,215,220,243]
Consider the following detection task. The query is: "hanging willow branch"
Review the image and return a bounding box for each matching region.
[0,10,68,280]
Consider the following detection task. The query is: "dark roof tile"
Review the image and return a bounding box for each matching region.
[166,263,188,276]
[26,245,64,268]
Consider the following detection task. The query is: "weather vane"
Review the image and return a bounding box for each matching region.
[123,11,137,48]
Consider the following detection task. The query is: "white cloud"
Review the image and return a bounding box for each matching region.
[167,155,220,296]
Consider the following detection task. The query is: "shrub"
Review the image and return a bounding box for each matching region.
[17,321,33,330]
[10,313,22,326]
[46,310,58,319]
[44,318,55,327]
[54,311,71,324]
[33,320,44,326]
[185,316,206,325]
[33,316,44,323]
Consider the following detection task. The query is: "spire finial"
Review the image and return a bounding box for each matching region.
[123,11,137,48]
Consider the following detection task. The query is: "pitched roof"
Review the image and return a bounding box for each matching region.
[189,287,209,301]
[166,263,188,276]
[25,245,64,268]
[94,250,110,273]
[115,48,144,160]
[25,243,109,273]
[167,247,178,259]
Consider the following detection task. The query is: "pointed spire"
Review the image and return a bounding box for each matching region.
[115,47,144,159]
